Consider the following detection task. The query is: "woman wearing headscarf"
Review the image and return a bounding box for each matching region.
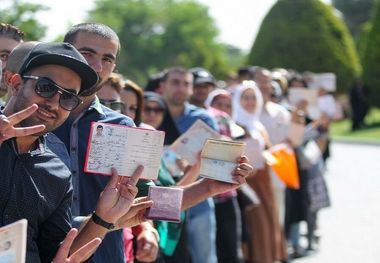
[204,89,245,263]
[232,81,287,263]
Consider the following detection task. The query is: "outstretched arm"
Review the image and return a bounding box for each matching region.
[181,155,252,210]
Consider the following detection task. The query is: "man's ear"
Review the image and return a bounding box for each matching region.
[4,72,23,96]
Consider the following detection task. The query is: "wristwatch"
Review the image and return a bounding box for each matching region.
[91,212,115,230]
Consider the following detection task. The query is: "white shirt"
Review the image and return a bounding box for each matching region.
[260,101,291,145]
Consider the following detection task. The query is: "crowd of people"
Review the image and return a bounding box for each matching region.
[0,22,335,263]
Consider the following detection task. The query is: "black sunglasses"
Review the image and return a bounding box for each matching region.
[99,99,124,112]
[144,106,164,114]
[23,75,82,111]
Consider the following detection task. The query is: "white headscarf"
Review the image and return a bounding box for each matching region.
[232,80,264,132]
[204,88,231,109]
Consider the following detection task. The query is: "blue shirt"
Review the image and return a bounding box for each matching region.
[173,102,218,216]
[53,97,153,263]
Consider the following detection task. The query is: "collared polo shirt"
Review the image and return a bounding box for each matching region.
[53,97,153,263]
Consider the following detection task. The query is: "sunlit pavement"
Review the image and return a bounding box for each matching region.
[295,142,380,263]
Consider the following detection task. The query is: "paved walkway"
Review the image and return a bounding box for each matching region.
[296,142,380,263]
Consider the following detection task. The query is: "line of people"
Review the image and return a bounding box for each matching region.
[0,22,333,263]
[0,23,252,263]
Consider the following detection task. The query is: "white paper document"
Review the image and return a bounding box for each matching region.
[309,73,336,92]
[200,139,246,183]
[84,122,165,180]
[0,219,27,263]
[170,119,220,165]
[288,88,318,107]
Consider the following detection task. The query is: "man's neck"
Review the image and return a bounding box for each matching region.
[168,103,185,119]
[189,98,205,108]
[70,94,96,119]
[16,135,39,154]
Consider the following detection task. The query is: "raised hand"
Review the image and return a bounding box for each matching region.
[206,155,253,195]
[0,104,45,144]
[94,166,144,224]
[116,197,153,229]
[52,228,101,263]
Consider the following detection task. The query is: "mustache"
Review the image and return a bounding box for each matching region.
[37,104,58,118]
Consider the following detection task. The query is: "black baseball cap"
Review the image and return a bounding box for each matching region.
[10,41,98,94]
[190,67,216,86]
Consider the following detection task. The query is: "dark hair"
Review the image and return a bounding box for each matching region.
[100,72,124,94]
[161,67,189,82]
[145,71,165,92]
[123,80,144,126]
[96,125,103,130]
[64,23,120,55]
[0,23,24,42]
[237,65,257,81]
[288,74,308,88]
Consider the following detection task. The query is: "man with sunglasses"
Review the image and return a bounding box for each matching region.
[0,41,150,262]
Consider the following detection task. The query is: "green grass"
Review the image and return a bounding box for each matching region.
[330,108,380,142]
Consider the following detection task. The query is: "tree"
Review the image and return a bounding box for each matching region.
[332,0,374,40]
[362,0,380,107]
[0,0,48,40]
[248,0,361,92]
[88,0,228,85]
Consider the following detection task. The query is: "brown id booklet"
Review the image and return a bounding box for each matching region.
[145,186,183,223]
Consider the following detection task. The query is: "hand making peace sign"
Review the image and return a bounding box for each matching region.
[0,104,45,144]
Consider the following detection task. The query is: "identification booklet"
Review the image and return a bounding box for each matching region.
[84,122,165,180]
[0,219,27,263]
[145,186,183,223]
[288,88,318,107]
[200,139,246,184]
[170,119,220,165]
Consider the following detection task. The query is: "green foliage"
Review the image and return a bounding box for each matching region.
[248,0,361,93]
[88,0,228,86]
[362,0,380,107]
[332,0,374,40]
[0,0,48,40]
[357,21,372,60]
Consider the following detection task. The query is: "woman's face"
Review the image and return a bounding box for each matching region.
[211,95,232,116]
[121,89,138,120]
[240,88,257,113]
[142,101,165,129]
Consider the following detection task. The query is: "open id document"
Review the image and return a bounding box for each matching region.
[200,139,246,184]
[0,219,27,263]
[170,119,220,165]
[84,122,165,180]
